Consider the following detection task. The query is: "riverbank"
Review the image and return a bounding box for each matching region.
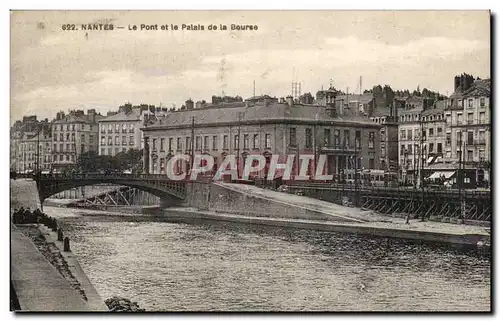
[42,202,490,248]
[14,223,109,311]
[11,223,94,311]
[164,207,490,247]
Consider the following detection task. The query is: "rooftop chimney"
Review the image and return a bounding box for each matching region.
[286,95,294,107]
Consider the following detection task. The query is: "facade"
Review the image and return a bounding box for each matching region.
[142,96,382,179]
[51,109,102,170]
[18,127,53,172]
[98,105,144,156]
[369,106,399,172]
[444,78,491,186]
[397,97,424,184]
[10,116,52,173]
[98,103,170,156]
[421,101,446,165]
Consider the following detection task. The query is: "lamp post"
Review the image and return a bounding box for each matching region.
[35,123,44,178]
[419,112,426,205]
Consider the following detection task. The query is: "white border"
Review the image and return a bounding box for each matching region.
[2,2,497,320]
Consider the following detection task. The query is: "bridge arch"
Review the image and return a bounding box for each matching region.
[36,175,187,203]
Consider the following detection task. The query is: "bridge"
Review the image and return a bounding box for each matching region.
[35,173,188,204]
[34,173,492,222]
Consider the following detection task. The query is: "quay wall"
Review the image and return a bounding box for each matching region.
[182,182,354,222]
[10,179,108,311]
[165,209,491,247]
[10,179,41,211]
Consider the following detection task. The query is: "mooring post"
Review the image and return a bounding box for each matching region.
[57,228,63,241]
[63,237,70,252]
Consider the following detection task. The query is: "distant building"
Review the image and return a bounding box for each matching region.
[142,95,382,177]
[444,77,491,187]
[10,116,52,173]
[98,104,144,156]
[98,103,169,156]
[397,96,425,184]
[370,105,399,172]
[51,109,103,170]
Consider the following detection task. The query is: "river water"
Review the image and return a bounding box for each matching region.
[44,207,490,312]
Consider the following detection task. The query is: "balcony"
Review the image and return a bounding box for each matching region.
[320,143,356,154]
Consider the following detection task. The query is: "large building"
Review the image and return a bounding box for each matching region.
[422,101,446,164]
[369,106,399,172]
[98,103,169,156]
[142,95,382,179]
[397,96,442,184]
[443,76,491,186]
[98,105,144,156]
[51,109,102,170]
[10,116,52,173]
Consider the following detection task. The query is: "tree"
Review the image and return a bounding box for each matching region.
[76,151,99,171]
[114,149,143,171]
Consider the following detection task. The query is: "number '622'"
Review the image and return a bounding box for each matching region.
[62,24,77,30]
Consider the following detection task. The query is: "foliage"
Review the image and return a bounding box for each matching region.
[76,149,143,173]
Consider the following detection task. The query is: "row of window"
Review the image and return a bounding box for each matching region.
[100,123,136,133]
[447,149,487,161]
[290,128,375,149]
[445,131,487,146]
[400,127,444,140]
[149,134,273,152]
[53,124,93,131]
[147,128,377,153]
[52,144,89,153]
[54,133,94,143]
[100,135,136,146]
[53,154,76,162]
[100,147,131,156]
[465,97,487,108]
[448,111,487,125]
[401,142,444,156]
[399,113,444,123]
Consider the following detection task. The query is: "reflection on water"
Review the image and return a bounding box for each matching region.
[45,207,491,311]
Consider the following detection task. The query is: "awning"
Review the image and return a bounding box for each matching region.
[428,171,455,180]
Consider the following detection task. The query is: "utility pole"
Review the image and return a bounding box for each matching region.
[354,135,359,207]
[459,133,466,223]
[419,112,425,205]
[237,112,242,178]
[313,123,317,181]
[191,116,195,173]
[341,138,345,202]
[36,125,40,176]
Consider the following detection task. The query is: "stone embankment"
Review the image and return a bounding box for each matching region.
[10,178,41,211]
[11,178,109,311]
[17,225,88,301]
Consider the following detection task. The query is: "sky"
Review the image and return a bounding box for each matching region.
[10,10,490,122]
